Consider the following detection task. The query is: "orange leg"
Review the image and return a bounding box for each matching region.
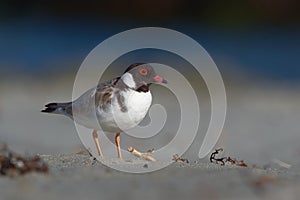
[115,132,122,159]
[92,130,102,157]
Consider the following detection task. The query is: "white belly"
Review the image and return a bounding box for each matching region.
[97,90,152,132]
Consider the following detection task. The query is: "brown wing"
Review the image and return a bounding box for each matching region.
[94,77,120,112]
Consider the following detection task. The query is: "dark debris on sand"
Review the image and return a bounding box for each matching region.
[210,148,248,167]
[0,144,48,177]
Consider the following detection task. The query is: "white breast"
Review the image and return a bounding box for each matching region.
[97,89,152,132]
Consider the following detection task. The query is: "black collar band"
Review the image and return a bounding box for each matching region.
[115,77,150,93]
[136,84,151,92]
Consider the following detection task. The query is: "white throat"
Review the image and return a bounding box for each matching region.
[121,72,136,89]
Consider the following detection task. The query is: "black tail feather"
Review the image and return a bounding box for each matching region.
[41,103,59,113]
[41,102,72,117]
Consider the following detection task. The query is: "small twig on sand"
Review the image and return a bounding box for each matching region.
[128,147,156,162]
[210,148,227,166]
[210,148,248,167]
[172,154,189,164]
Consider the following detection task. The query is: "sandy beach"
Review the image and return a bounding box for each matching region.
[0,151,299,200]
[1,74,300,200]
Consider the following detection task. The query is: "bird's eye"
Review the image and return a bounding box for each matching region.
[139,68,148,75]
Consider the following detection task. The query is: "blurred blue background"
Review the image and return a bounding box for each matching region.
[0,0,299,80]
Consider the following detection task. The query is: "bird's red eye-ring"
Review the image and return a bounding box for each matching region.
[139,68,148,75]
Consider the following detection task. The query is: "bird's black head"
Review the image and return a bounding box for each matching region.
[121,63,167,92]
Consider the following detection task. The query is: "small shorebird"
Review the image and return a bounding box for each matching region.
[42,63,167,159]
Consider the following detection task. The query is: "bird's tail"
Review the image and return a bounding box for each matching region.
[41,102,72,117]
